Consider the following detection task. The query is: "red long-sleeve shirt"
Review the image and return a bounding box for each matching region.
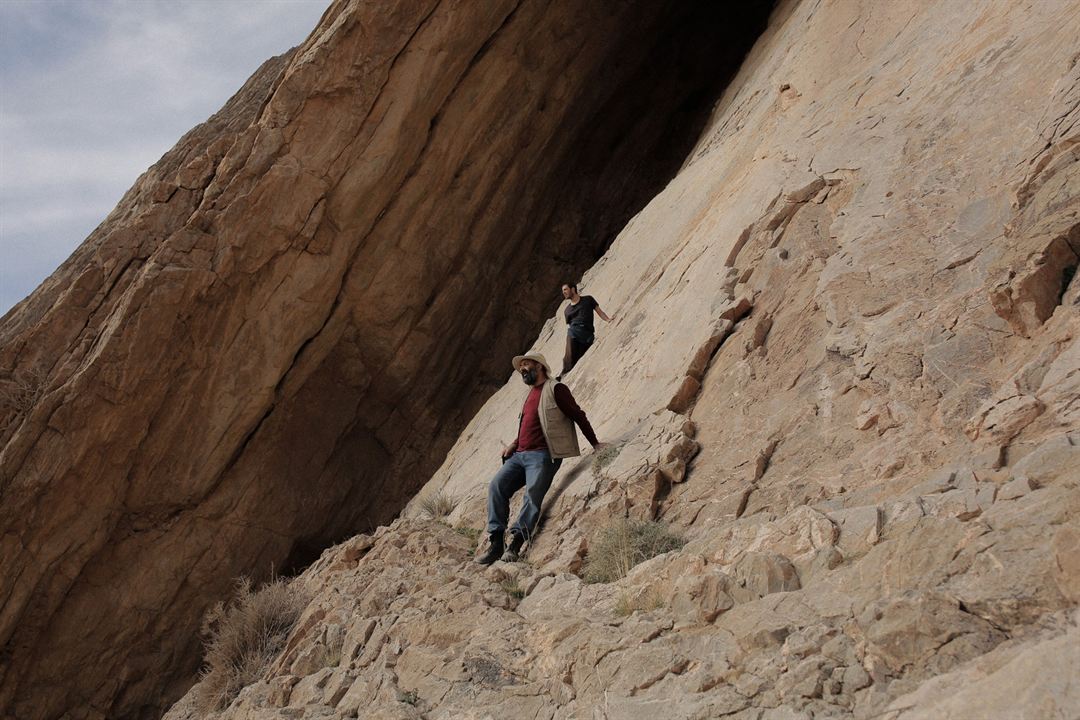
[516,382,598,452]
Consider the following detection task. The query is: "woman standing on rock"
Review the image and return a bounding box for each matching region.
[558,283,613,380]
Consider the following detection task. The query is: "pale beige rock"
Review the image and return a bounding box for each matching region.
[6,0,1080,718]
[827,505,883,559]
[882,613,1080,720]
[857,591,1005,680]
[919,485,995,521]
[943,486,1079,630]
[964,392,1044,443]
[1009,432,1080,488]
[990,235,1079,337]
[667,570,736,625]
[996,476,1035,501]
[1,1,756,716]
[697,506,839,570]
[1051,526,1080,603]
[730,552,801,601]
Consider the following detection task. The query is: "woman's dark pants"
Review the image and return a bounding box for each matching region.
[561,334,593,376]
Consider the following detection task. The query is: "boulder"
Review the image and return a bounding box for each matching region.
[731,552,801,602]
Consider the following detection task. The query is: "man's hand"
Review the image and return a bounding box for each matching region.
[593,441,611,453]
[502,442,517,459]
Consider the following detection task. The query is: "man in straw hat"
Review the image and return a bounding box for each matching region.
[476,352,606,564]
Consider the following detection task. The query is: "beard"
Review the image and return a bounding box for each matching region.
[521,369,538,385]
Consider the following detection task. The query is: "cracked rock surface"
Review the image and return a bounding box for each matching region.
[7,0,1080,718]
[0,0,772,717]
[168,0,1079,718]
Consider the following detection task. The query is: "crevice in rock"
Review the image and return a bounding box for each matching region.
[990,223,1080,336]
[296,0,779,546]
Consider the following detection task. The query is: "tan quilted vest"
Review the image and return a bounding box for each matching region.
[537,381,581,459]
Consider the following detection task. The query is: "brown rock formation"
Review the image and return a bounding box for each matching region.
[162,0,1079,717]
[0,1,773,718]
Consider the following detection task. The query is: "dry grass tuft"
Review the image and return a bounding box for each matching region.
[418,490,458,520]
[591,443,621,479]
[499,578,525,600]
[615,586,666,616]
[454,525,482,552]
[583,518,685,584]
[195,576,310,712]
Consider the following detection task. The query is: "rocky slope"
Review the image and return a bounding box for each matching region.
[0,1,776,717]
[164,0,1080,717]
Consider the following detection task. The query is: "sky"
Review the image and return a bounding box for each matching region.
[0,0,330,316]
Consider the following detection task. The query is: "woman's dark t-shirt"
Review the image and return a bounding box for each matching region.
[564,295,599,335]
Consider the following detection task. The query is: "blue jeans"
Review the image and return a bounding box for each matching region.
[486,450,563,538]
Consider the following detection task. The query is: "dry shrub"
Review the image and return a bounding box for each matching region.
[418,489,458,520]
[195,577,310,712]
[583,518,685,584]
[0,367,46,433]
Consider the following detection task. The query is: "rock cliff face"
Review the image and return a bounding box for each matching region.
[165,0,1079,717]
[0,1,775,718]
[6,0,1080,718]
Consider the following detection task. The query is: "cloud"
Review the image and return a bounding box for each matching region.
[0,0,330,314]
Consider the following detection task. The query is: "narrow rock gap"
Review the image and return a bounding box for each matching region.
[282,0,778,572]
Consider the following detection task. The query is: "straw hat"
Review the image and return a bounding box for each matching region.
[512,352,553,376]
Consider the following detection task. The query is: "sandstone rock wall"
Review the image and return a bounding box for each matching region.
[166,0,1079,717]
[0,1,774,717]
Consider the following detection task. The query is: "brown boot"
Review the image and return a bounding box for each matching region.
[501,532,525,562]
[475,532,504,565]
